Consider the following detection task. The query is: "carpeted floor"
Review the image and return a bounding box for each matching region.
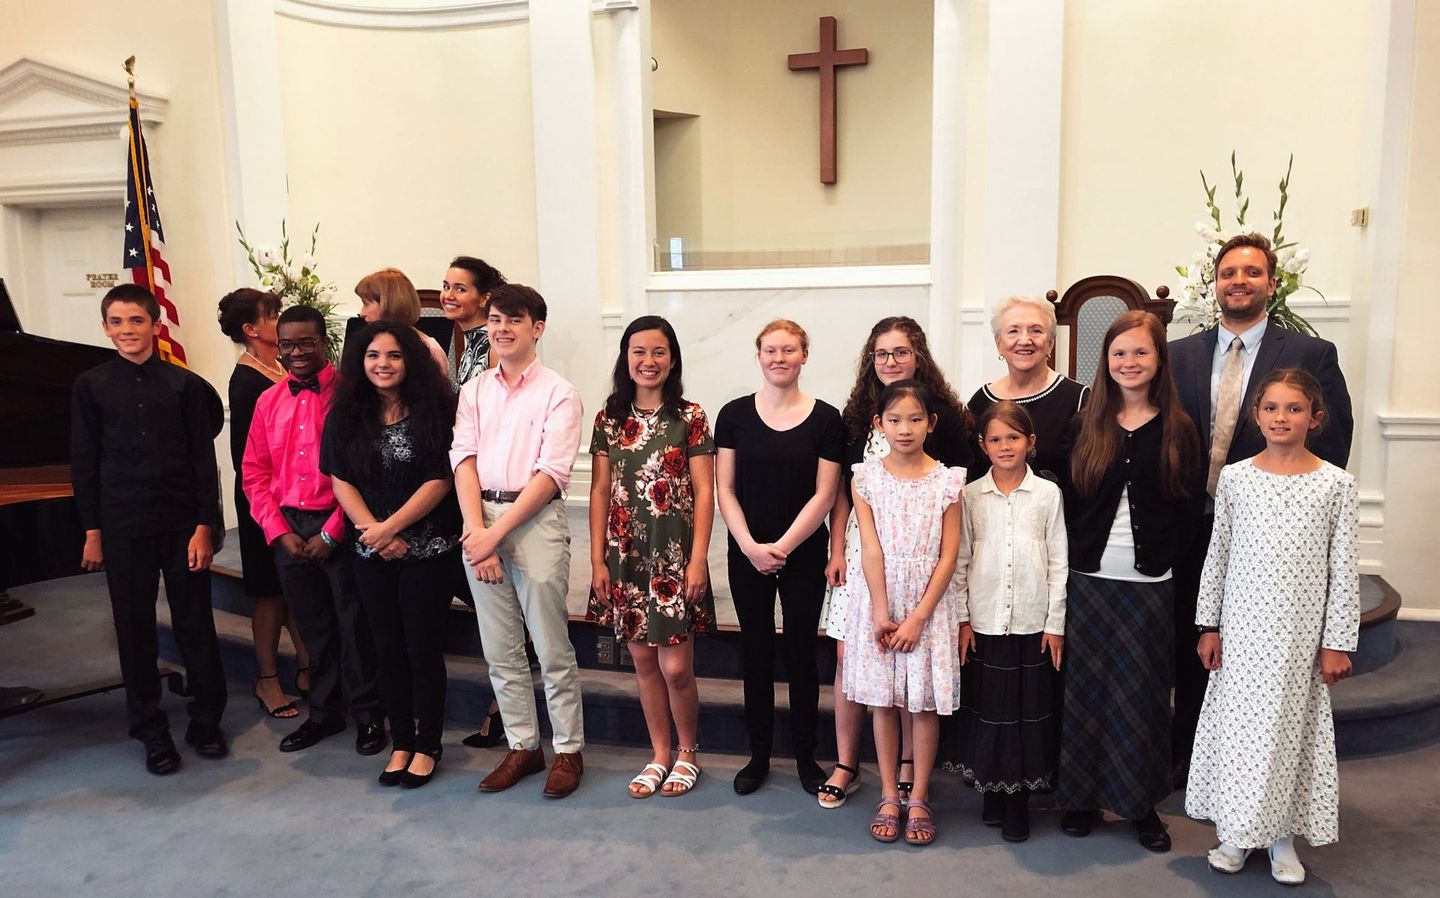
[4,582,1439,896]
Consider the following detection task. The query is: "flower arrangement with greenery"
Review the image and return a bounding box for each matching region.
[1174,152,1323,335]
[235,220,344,362]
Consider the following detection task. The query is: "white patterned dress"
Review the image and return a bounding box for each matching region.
[1185,460,1360,848]
[840,459,966,713]
[824,428,889,639]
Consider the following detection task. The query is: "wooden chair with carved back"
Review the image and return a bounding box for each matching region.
[1046,275,1175,388]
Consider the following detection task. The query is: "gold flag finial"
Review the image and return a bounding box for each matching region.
[123,56,135,90]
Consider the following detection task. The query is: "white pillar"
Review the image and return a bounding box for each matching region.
[528,0,606,417]
[609,2,652,323]
[213,0,290,284]
[981,0,1064,301]
[928,0,967,380]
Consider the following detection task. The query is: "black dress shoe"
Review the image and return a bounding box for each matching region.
[1061,809,1098,837]
[184,722,229,758]
[1134,810,1172,853]
[144,736,182,775]
[733,757,769,795]
[279,717,345,752]
[355,720,388,756]
[400,748,442,789]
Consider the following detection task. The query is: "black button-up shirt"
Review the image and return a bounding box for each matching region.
[71,354,222,537]
[1063,415,1203,577]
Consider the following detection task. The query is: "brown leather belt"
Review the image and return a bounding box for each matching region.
[480,488,559,504]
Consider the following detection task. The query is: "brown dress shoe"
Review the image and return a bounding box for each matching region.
[478,747,546,793]
[543,751,584,799]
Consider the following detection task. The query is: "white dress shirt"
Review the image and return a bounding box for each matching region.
[954,467,1068,636]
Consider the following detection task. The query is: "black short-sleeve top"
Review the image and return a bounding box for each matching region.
[320,415,461,561]
[968,375,1088,483]
[843,400,973,486]
[714,395,845,550]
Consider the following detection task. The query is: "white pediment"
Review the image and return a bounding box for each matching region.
[0,58,168,147]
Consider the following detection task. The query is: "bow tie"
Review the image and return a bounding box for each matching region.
[288,376,320,396]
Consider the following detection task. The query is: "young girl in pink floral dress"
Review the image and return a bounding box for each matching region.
[841,380,965,846]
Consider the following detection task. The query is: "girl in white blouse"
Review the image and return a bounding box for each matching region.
[952,401,1068,842]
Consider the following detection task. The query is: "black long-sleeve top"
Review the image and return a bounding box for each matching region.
[70,354,222,537]
[1061,414,1204,577]
[842,400,973,485]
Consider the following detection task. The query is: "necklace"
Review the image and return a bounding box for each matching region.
[243,350,286,379]
[631,403,660,420]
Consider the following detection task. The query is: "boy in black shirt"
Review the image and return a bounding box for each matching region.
[71,284,228,774]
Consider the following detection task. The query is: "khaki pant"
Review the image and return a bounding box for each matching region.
[466,500,584,753]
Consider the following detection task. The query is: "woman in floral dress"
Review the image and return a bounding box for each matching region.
[588,315,716,798]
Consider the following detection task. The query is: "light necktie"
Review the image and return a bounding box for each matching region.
[1207,336,1244,496]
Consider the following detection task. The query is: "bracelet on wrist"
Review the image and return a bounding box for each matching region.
[1197,625,1220,635]
[319,531,338,549]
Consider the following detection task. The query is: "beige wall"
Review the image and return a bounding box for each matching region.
[1058,0,1368,308]
[0,0,240,394]
[650,0,932,254]
[274,17,539,312]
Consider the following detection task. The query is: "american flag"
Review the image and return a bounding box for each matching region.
[123,93,187,365]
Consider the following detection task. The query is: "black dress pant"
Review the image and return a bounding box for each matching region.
[353,549,456,755]
[1170,514,1215,763]
[273,508,383,726]
[101,529,227,742]
[727,538,827,761]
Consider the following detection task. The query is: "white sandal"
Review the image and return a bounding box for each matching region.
[661,759,702,797]
[628,762,669,799]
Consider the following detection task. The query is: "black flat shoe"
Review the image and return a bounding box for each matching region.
[462,709,506,748]
[982,791,1004,827]
[1061,809,1098,837]
[184,722,229,758]
[144,736,182,775]
[279,717,345,753]
[733,758,769,795]
[378,751,412,787]
[400,749,442,789]
[1134,810,1172,853]
[796,758,826,795]
[355,720,388,756]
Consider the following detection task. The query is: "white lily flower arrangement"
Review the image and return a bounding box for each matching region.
[1174,153,1323,335]
[235,220,344,362]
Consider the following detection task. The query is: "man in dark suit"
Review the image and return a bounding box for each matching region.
[1169,233,1354,784]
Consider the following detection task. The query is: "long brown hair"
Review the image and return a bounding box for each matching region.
[841,316,966,440]
[1070,310,1200,498]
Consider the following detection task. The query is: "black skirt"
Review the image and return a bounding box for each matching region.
[953,632,1058,793]
[235,485,282,597]
[1055,571,1174,818]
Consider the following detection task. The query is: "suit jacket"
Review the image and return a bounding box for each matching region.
[1171,323,1354,469]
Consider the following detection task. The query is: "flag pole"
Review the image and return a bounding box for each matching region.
[123,56,156,294]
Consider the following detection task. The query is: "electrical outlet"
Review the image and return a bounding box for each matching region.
[1351,207,1370,227]
[596,635,614,666]
[619,642,634,669]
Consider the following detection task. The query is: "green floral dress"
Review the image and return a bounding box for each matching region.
[587,402,716,645]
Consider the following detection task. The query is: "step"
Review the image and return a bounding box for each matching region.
[1330,621,1440,757]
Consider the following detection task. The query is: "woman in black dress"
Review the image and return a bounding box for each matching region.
[716,319,844,796]
[218,288,309,717]
[969,296,1089,482]
[322,321,462,788]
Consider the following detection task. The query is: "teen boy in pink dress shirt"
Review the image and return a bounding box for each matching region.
[243,305,386,757]
[450,283,586,799]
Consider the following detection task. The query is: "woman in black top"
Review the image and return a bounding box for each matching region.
[322,321,462,789]
[716,319,844,796]
[217,288,309,718]
[1056,311,1203,852]
[968,296,1089,482]
[819,316,972,807]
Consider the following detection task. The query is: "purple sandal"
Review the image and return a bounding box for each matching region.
[870,795,903,843]
[905,798,937,846]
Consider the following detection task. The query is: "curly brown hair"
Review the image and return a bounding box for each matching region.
[840,316,967,440]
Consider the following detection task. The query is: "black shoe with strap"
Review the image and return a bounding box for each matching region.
[461,708,505,748]
[816,763,861,809]
[253,674,298,719]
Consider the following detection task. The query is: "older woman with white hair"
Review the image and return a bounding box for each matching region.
[967,296,1089,482]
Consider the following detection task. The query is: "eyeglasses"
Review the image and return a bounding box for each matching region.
[872,348,914,364]
[278,338,322,353]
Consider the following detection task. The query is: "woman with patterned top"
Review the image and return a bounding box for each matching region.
[321,321,462,789]
[588,316,716,798]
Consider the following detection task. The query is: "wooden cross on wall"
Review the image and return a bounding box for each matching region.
[788,16,869,185]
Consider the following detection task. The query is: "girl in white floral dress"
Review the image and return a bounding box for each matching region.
[1186,369,1359,886]
[841,380,965,846]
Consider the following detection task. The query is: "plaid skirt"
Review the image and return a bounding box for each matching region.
[1055,571,1174,819]
[953,632,1058,793]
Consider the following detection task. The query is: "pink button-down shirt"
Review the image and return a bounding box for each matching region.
[449,357,583,492]
[242,364,346,544]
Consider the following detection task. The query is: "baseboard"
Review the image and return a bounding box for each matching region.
[1398,607,1440,622]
